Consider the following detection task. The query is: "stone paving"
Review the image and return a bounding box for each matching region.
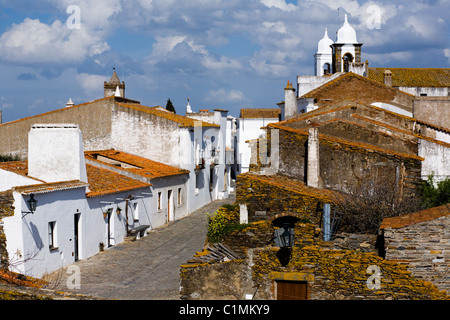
[44,195,235,300]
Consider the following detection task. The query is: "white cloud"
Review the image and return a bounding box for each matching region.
[204,88,248,103]
[445,49,450,63]
[76,73,105,95]
[260,0,297,12]
[0,0,121,65]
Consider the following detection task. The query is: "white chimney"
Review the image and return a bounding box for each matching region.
[28,124,88,183]
[284,80,297,120]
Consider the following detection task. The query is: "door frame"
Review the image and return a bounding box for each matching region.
[74,212,81,261]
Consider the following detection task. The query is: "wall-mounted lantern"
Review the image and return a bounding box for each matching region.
[116,206,122,215]
[279,223,294,248]
[22,194,37,218]
[275,222,295,267]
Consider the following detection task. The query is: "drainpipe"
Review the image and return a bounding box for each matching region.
[323,204,331,241]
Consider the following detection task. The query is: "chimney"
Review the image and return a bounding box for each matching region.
[307,124,321,188]
[65,98,75,108]
[284,80,297,120]
[383,69,392,87]
[28,124,88,183]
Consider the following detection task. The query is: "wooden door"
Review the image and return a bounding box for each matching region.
[276,281,307,300]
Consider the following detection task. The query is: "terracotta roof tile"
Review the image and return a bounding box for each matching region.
[240,108,281,119]
[239,173,343,203]
[85,164,151,198]
[380,203,450,229]
[368,68,450,88]
[116,102,219,128]
[300,72,415,99]
[13,181,88,195]
[0,161,150,198]
[85,149,189,180]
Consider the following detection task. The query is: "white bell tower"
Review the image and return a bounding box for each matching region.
[314,28,334,76]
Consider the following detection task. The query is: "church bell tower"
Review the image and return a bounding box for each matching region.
[331,14,363,73]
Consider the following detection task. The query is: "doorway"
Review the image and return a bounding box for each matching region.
[167,190,174,222]
[74,213,80,262]
[107,208,113,247]
[276,280,308,300]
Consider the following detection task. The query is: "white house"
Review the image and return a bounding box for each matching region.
[0,124,190,278]
[236,108,280,174]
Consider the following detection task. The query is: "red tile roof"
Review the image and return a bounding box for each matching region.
[0,161,151,198]
[85,164,151,198]
[380,203,450,229]
[116,102,219,128]
[368,68,450,88]
[85,149,189,180]
[240,108,281,119]
[13,180,89,195]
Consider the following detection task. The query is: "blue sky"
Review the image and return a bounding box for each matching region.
[0,0,448,123]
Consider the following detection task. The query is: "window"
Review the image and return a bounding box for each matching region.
[133,202,139,221]
[48,221,57,250]
[178,188,182,205]
[157,192,162,210]
[195,173,200,195]
[323,63,331,75]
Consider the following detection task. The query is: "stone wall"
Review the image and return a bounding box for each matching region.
[382,215,450,294]
[180,222,449,300]
[0,97,116,159]
[0,191,14,270]
[414,96,450,129]
[271,125,423,196]
[235,173,338,224]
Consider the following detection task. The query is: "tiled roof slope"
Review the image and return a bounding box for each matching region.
[0,161,150,198]
[85,164,151,198]
[85,149,189,180]
[380,203,450,229]
[368,68,450,87]
[13,181,88,195]
[0,161,29,176]
[240,108,281,119]
[116,102,219,128]
[301,72,414,99]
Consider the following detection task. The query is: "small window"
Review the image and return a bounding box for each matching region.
[157,192,162,210]
[178,188,182,205]
[133,202,139,221]
[420,93,427,96]
[195,173,200,195]
[48,221,57,250]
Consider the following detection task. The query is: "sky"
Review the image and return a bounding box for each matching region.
[0,0,448,123]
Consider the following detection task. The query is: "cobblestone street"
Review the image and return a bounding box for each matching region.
[45,195,235,300]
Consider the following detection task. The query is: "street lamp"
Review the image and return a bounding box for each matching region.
[278,223,294,248]
[276,222,294,267]
[22,194,37,217]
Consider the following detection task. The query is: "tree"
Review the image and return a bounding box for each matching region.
[421,174,450,209]
[332,180,423,234]
[165,98,176,114]
[0,154,20,162]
